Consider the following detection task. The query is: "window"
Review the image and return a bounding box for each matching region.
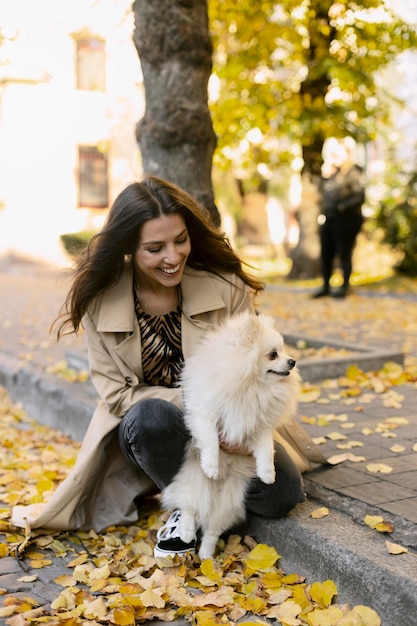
[78,145,109,209]
[75,37,105,91]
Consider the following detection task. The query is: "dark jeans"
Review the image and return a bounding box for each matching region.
[118,398,306,518]
[319,213,363,288]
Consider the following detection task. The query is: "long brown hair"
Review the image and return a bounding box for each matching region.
[54,175,264,338]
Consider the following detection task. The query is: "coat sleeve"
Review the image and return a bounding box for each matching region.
[83,313,183,418]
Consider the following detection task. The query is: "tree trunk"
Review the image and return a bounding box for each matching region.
[132,0,220,225]
[287,172,321,280]
[287,2,333,279]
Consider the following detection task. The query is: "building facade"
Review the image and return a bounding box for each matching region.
[0,0,144,266]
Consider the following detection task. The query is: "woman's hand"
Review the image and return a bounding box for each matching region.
[219,435,251,455]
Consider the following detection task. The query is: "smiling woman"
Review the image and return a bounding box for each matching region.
[12,175,326,560]
[133,214,191,316]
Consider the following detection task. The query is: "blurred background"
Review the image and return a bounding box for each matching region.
[0,0,416,285]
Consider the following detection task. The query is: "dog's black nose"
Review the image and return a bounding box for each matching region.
[288,358,296,369]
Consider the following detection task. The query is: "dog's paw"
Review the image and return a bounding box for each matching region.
[200,453,220,480]
[201,461,220,480]
[181,526,196,544]
[179,511,197,544]
[257,467,276,484]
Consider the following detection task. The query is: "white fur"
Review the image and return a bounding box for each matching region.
[162,310,301,559]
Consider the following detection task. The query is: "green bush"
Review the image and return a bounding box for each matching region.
[376,170,417,276]
[60,230,96,257]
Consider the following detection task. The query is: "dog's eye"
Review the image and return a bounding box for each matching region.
[268,350,279,360]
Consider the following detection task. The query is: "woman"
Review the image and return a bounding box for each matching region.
[312,138,365,299]
[12,176,326,556]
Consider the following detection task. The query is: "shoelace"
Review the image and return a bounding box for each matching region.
[156,509,182,541]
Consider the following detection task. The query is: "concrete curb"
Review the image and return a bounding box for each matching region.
[242,500,417,625]
[1,352,416,625]
[0,353,97,442]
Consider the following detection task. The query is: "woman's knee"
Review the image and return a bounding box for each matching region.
[120,398,187,442]
[245,443,306,518]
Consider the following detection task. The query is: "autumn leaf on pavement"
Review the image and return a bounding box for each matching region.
[310,507,329,519]
[366,463,393,474]
[386,541,409,555]
[243,543,280,571]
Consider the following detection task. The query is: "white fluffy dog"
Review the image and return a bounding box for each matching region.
[162,310,301,559]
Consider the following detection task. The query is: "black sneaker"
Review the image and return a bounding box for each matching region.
[154,509,196,558]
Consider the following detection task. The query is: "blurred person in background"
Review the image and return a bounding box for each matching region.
[312,137,365,299]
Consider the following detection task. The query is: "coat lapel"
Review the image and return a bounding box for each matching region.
[93,264,228,371]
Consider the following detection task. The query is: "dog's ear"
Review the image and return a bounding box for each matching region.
[226,311,259,346]
[256,314,275,329]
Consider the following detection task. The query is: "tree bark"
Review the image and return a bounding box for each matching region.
[287,172,321,280]
[132,0,220,225]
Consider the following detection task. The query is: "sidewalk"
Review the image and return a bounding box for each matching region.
[0,258,416,625]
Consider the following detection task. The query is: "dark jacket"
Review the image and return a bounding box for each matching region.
[321,164,365,219]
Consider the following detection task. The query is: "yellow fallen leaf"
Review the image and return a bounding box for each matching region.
[244,543,280,571]
[140,589,165,608]
[364,515,384,529]
[267,599,302,624]
[302,416,317,425]
[83,596,108,620]
[375,522,394,534]
[366,463,393,474]
[309,579,338,607]
[337,441,364,450]
[326,432,347,441]
[346,364,364,379]
[194,609,223,625]
[310,507,329,519]
[327,453,349,465]
[50,593,70,611]
[385,417,409,425]
[112,607,136,625]
[390,444,406,453]
[386,541,408,555]
[0,605,18,617]
[299,387,322,402]
[0,544,8,557]
[267,588,292,604]
[89,563,111,580]
[36,478,54,495]
[361,427,374,436]
[200,558,222,581]
[351,604,381,625]
[29,558,52,568]
[412,443,417,452]
[17,575,38,583]
[347,453,366,462]
[54,574,77,587]
[308,605,344,626]
[282,573,305,584]
[238,594,267,613]
[317,416,330,427]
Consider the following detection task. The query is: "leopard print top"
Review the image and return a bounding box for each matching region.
[135,298,184,388]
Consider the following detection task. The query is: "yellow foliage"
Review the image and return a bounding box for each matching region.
[0,387,388,626]
[309,580,338,607]
[244,543,280,571]
[200,558,222,581]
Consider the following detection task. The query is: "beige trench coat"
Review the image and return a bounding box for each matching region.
[12,265,326,532]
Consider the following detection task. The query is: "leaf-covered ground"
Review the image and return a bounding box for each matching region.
[1,271,417,625]
[3,369,414,626]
